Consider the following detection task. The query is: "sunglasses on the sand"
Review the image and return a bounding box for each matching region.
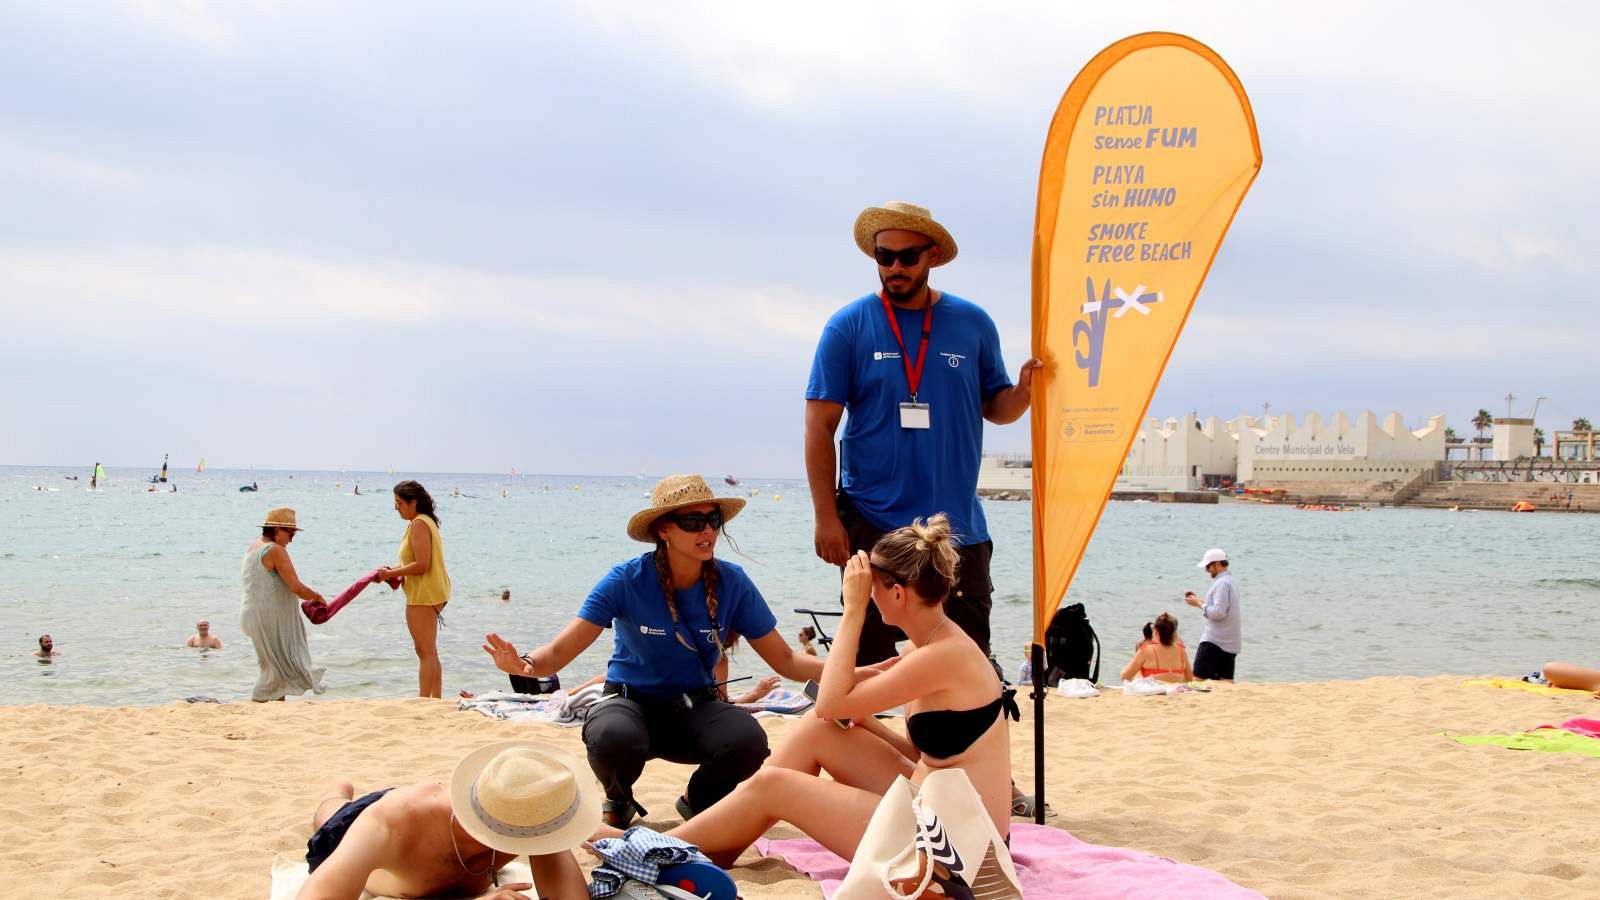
[665,509,724,532]
[874,243,934,267]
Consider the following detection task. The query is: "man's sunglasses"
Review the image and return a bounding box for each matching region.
[665,509,724,533]
[874,243,934,268]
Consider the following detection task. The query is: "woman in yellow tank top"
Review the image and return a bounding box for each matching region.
[377,480,451,697]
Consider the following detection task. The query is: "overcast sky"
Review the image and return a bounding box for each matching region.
[2,2,1595,475]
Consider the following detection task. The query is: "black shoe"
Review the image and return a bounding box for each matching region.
[603,798,639,829]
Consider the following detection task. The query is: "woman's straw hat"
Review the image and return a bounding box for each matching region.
[626,474,746,543]
[260,508,302,532]
[450,741,602,856]
[853,200,958,267]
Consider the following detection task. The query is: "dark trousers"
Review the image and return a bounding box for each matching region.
[836,490,996,665]
[581,693,769,814]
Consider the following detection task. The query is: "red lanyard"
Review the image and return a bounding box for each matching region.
[879,292,933,402]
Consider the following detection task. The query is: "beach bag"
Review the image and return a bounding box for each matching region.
[1043,603,1100,686]
[835,769,1022,900]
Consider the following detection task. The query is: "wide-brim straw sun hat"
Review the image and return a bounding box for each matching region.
[626,474,747,543]
[853,200,958,267]
[261,507,303,531]
[450,741,602,857]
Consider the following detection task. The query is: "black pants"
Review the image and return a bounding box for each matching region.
[836,490,995,665]
[581,692,769,814]
[1193,641,1238,680]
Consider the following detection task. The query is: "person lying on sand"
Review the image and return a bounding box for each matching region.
[597,516,1015,876]
[1542,661,1600,697]
[294,741,597,900]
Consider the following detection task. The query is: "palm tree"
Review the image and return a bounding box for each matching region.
[1574,417,1594,433]
[1444,426,1460,444]
[1534,428,1546,456]
[1471,408,1493,441]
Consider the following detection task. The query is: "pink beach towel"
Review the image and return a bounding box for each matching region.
[756,823,1262,899]
[302,569,400,624]
[1535,717,1600,740]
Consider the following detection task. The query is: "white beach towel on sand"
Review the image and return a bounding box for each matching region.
[1055,678,1102,698]
[270,852,532,899]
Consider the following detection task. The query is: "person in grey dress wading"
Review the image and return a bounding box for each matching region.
[241,508,328,701]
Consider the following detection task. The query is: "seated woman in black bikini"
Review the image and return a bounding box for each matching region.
[620,514,1017,867]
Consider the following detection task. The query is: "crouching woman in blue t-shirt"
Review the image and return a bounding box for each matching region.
[483,475,828,829]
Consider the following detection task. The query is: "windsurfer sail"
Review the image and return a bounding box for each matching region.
[91,462,105,489]
[196,457,206,473]
[150,453,170,484]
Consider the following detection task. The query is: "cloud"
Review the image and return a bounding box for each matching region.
[2,1,1598,471]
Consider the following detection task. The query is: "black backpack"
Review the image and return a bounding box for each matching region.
[1044,603,1100,686]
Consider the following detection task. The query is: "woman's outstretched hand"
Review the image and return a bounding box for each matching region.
[842,550,873,612]
[483,633,533,675]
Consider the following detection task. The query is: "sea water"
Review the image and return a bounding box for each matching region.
[2,465,1596,706]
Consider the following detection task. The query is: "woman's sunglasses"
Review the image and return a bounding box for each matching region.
[874,243,934,268]
[665,509,724,533]
[869,561,905,585]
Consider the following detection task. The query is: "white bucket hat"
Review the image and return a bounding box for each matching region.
[450,741,602,856]
[1196,548,1228,569]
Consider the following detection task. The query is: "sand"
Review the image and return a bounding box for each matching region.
[1,676,1596,899]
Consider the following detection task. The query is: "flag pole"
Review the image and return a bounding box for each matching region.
[1031,643,1046,825]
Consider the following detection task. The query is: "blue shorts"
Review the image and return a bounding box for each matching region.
[306,789,392,872]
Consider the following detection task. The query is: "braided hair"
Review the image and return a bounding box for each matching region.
[652,539,725,658]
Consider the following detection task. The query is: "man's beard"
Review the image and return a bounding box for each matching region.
[880,269,928,304]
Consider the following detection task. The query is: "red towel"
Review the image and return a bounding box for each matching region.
[302,569,400,624]
[1536,717,1600,740]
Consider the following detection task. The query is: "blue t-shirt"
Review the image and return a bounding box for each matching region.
[806,292,1012,542]
[576,553,779,695]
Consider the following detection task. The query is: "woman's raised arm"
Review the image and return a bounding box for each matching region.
[483,618,604,678]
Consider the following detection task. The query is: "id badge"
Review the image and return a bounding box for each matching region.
[899,402,931,429]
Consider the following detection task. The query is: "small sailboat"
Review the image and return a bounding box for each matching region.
[196,457,206,473]
[149,453,170,484]
[724,475,740,486]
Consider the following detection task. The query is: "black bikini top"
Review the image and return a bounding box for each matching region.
[905,687,1020,760]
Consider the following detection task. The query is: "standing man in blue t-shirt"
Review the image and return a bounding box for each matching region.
[805,200,1039,665]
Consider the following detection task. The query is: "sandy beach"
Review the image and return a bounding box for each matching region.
[2,676,1595,898]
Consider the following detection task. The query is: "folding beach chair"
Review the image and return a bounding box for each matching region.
[793,607,843,654]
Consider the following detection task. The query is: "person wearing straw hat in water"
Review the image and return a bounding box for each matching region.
[804,200,1039,668]
[241,508,328,702]
[484,475,835,830]
[294,741,597,899]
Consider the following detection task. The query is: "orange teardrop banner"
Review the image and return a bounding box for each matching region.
[1031,33,1262,645]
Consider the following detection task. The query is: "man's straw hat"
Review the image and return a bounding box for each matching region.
[261,508,302,532]
[626,474,746,543]
[450,741,602,856]
[853,200,958,267]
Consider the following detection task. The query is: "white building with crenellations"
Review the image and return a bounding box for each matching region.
[1117,410,1450,490]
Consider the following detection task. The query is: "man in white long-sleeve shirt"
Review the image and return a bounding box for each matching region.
[1184,548,1241,681]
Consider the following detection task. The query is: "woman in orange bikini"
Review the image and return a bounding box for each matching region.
[1120,612,1192,683]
